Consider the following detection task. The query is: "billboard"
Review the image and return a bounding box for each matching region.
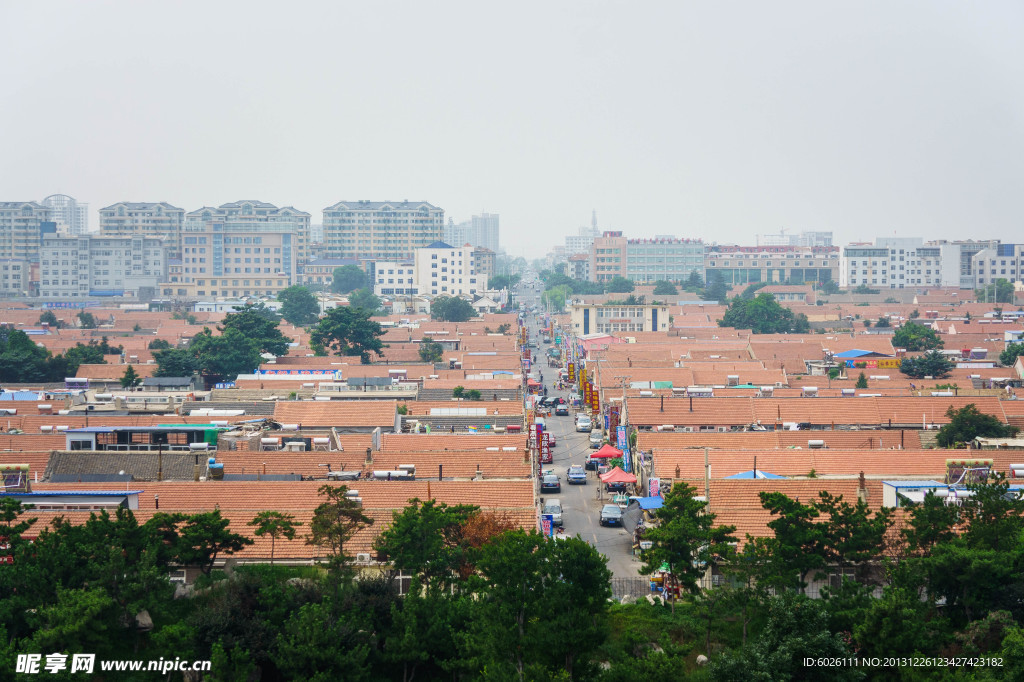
[567,362,576,383]
[649,477,661,498]
[541,514,554,538]
[541,432,551,464]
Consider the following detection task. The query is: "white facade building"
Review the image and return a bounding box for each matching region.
[40,234,167,298]
[840,238,961,289]
[99,202,185,245]
[413,242,487,297]
[972,244,1024,289]
[0,201,52,261]
[372,260,419,296]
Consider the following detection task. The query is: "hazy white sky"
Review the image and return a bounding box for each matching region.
[2,1,1021,255]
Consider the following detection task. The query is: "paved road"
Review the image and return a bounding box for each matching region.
[516,278,643,579]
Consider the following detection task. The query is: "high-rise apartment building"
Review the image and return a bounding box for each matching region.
[972,244,1024,289]
[39,234,167,299]
[471,246,496,279]
[445,213,500,253]
[0,259,30,296]
[99,202,185,247]
[0,202,53,261]
[322,201,444,261]
[184,201,310,266]
[41,194,89,235]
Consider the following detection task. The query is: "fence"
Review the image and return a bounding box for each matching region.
[609,577,654,601]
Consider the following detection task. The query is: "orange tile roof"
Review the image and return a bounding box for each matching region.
[272,401,397,427]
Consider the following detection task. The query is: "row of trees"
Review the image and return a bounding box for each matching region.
[0,328,123,383]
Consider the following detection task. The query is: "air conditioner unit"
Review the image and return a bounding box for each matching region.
[717,426,729,432]
[355,553,371,564]
[680,426,694,432]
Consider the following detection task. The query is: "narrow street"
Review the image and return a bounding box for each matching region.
[517,278,644,580]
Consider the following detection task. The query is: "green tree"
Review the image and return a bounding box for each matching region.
[277,285,320,326]
[373,499,480,589]
[0,327,54,382]
[652,280,678,295]
[909,308,920,319]
[875,316,890,328]
[704,271,728,301]
[468,531,611,681]
[348,287,381,313]
[0,498,37,552]
[720,293,808,334]
[975,278,1015,304]
[892,320,943,351]
[758,491,827,593]
[276,599,374,681]
[189,327,263,383]
[739,282,769,299]
[855,372,868,389]
[900,491,960,554]
[418,340,443,364]
[496,323,511,334]
[309,306,386,363]
[174,510,253,575]
[77,311,98,329]
[58,340,109,376]
[307,484,374,568]
[488,274,521,290]
[119,364,142,389]
[38,310,62,328]
[1000,342,1024,367]
[936,403,1018,448]
[605,276,635,293]
[820,279,840,295]
[431,296,476,322]
[148,338,173,350]
[710,593,861,682]
[639,482,737,600]
[153,347,199,378]
[685,270,704,291]
[221,302,291,356]
[465,389,482,401]
[452,385,465,399]
[249,511,302,565]
[543,284,570,312]
[899,350,955,379]
[815,491,893,573]
[331,264,367,294]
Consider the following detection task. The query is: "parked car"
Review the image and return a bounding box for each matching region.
[542,499,563,526]
[599,504,623,527]
[575,414,592,432]
[547,433,557,448]
[554,405,569,416]
[584,456,599,471]
[589,428,605,448]
[540,474,561,493]
[567,465,587,485]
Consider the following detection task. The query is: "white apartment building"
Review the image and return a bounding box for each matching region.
[185,200,311,267]
[972,244,1024,289]
[413,242,487,297]
[41,194,89,235]
[99,202,185,246]
[840,238,961,289]
[372,260,419,296]
[322,200,444,261]
[40,234,167,299]
[0,202,52,261]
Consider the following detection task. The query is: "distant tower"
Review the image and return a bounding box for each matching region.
[592,210,597,230]
[41,194,89,234]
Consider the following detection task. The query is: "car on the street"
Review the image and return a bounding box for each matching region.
[547,433,557,447]
[575,414,592,432]
[599,504,623,527]
[542,499,563,526]
[567,465,586,484]
[540,474,561,493]
[589,428,605,448]
[554,405,569,416]
[584,455,600,471]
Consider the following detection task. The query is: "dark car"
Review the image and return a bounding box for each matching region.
[540,474,561,493]
[599,504,623,527]
[554,405,569,416]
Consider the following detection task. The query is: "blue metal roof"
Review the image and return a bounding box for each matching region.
[634,496,664,510]
[833,349,874,358]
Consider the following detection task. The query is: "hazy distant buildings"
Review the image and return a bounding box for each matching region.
[0,259,30,296]
[445,213,500,253]
[99,202,185,247]
[588,232,703,284]
[41,194,89,235]
[840,238,961,289]
[757,230,833,248]
[40,233,167,299]
[322,201,444,261]
[972,243,1024,289]
[590,231,627,283]
[565,214,601,255]
[372,260,419,296]
[471,246,496,278]
[567,253,590,280]
[0,201,53,262]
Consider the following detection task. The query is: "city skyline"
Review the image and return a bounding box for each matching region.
[2,1,1022,254]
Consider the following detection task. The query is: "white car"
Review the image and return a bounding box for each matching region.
[575,414,592,432]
